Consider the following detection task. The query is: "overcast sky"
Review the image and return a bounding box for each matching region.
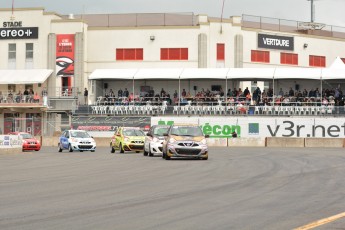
[2,0,345,27]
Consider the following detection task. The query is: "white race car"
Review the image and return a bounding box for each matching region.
[143,125,170,156]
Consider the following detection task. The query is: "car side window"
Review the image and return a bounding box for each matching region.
[65,132,69,138]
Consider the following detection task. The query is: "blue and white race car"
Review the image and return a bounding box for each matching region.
[58,129,96,152]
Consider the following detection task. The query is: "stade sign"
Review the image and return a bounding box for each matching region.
[152,117,345,138]
[0,21,38,39]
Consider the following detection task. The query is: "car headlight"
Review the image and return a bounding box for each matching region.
[200,138,207,145]
[124,137,130,142]
[23,140,27,144]
[153,137,160,142]
[169,138,176,144]
[70,138,78,143]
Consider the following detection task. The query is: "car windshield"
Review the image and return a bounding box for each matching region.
[123,129,145,136]
[71,131,90,138]
[171,126,203,136]
[20,133,33,139]
[153,127,169,136]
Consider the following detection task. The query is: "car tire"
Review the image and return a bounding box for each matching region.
[80,150,83,152]
[136,151,140,153]
[58,143,63,152]
[91,150,95,152]
[110,144,115,153]
[143,148,148,156]
[120,143,124,153]
[202,156,208,160]
[148,144,154,157]
[68,144,73,152]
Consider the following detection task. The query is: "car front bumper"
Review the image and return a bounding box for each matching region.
[149,141,163,154]
[70,142,96,151]
[167,143,208,159]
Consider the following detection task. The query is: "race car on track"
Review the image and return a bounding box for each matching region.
[162,124,209,160]
[58,129,96,152]
[110,127,145,153]
[8,132,41,151]
[144,125,170,157]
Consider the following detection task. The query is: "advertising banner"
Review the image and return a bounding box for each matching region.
[56,34,75,77]
[152,117,345,138]
[0,135,22,148]
[0,27,38,39]
[71,116,151,132]
[258,33,294,51]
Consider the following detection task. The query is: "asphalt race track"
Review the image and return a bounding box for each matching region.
[1,147,345,230]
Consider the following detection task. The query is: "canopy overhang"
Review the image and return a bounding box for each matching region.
[0,69,53,84]
[88,67,345,80]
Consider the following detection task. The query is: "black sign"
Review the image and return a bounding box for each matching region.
[258,34,294,51]
[71,116,151,132]
[0,27,39,39]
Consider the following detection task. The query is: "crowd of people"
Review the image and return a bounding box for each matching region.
[0,88,48,104]
[99,85,345,108]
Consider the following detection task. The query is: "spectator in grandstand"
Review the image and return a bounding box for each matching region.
[33,92,40,103]
[123,88,129,97]
[118,88,123,97]
[0,91,3,103]
[227,88,232,97]
[308,88,316,97]
[243,87,250,98]
[302,89,308,97]
[42,87,48,97]
[219,87,224,97]
[84,88,88,105]
[181,89,187,97]
[288,87,294,97]
[160,88,166,97]
[278,88,284,97]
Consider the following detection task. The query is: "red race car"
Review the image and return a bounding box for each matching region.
[8,132,41,151]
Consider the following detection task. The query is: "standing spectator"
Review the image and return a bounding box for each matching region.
[160,88,166,97]
[84,88,88,105]
[288,87,294,97]
[278,88,284,97]
[123,88,129,98]
[181,89,187,97]
[41,87,48,97]
[118,88,123,97]
[243,87,250,98]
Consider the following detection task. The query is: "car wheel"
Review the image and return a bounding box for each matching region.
[202,156,208,160]
[68,144,73,152]
[120,143,124,153]
[110,144,115,153]
[143,147,148,156]
[162,151,166,159]
[91,150,95,152]
[136,151,140,153]
[165,154,171,160]
[58,143,63,152]
[148,145,154,157]
[80,150,83,152]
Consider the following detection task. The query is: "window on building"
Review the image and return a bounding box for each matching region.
[116,48,143,60]
[8,43,16,69]
[26,43,34,69]
[160,48,188,60]
[217,43,225,61]
[281,53,298,65]
[309,55,326,67]
[251,50,270,63]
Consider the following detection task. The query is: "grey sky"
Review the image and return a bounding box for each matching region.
[3,0,345,27]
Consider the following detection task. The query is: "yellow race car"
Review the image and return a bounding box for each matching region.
[110,127,146,153]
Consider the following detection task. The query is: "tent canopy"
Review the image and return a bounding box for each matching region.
[0,69,53,84]
[88,67,345,80]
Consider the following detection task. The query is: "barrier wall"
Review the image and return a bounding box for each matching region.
[228,137,266,147]
[304,138,344,148]
[0,135,23,154]
[266,137,305,148]
[40,136,345,148]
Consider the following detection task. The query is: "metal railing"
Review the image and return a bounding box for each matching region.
[242,14,345,39]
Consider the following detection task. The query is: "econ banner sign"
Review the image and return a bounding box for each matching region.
[56,34,75,77]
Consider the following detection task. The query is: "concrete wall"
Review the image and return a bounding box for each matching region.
[41,137,345,148]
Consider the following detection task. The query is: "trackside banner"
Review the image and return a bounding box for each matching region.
[152,117,345,138]
[0,135,22,148]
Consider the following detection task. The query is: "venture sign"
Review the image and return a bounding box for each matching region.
[258,34,294,51]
